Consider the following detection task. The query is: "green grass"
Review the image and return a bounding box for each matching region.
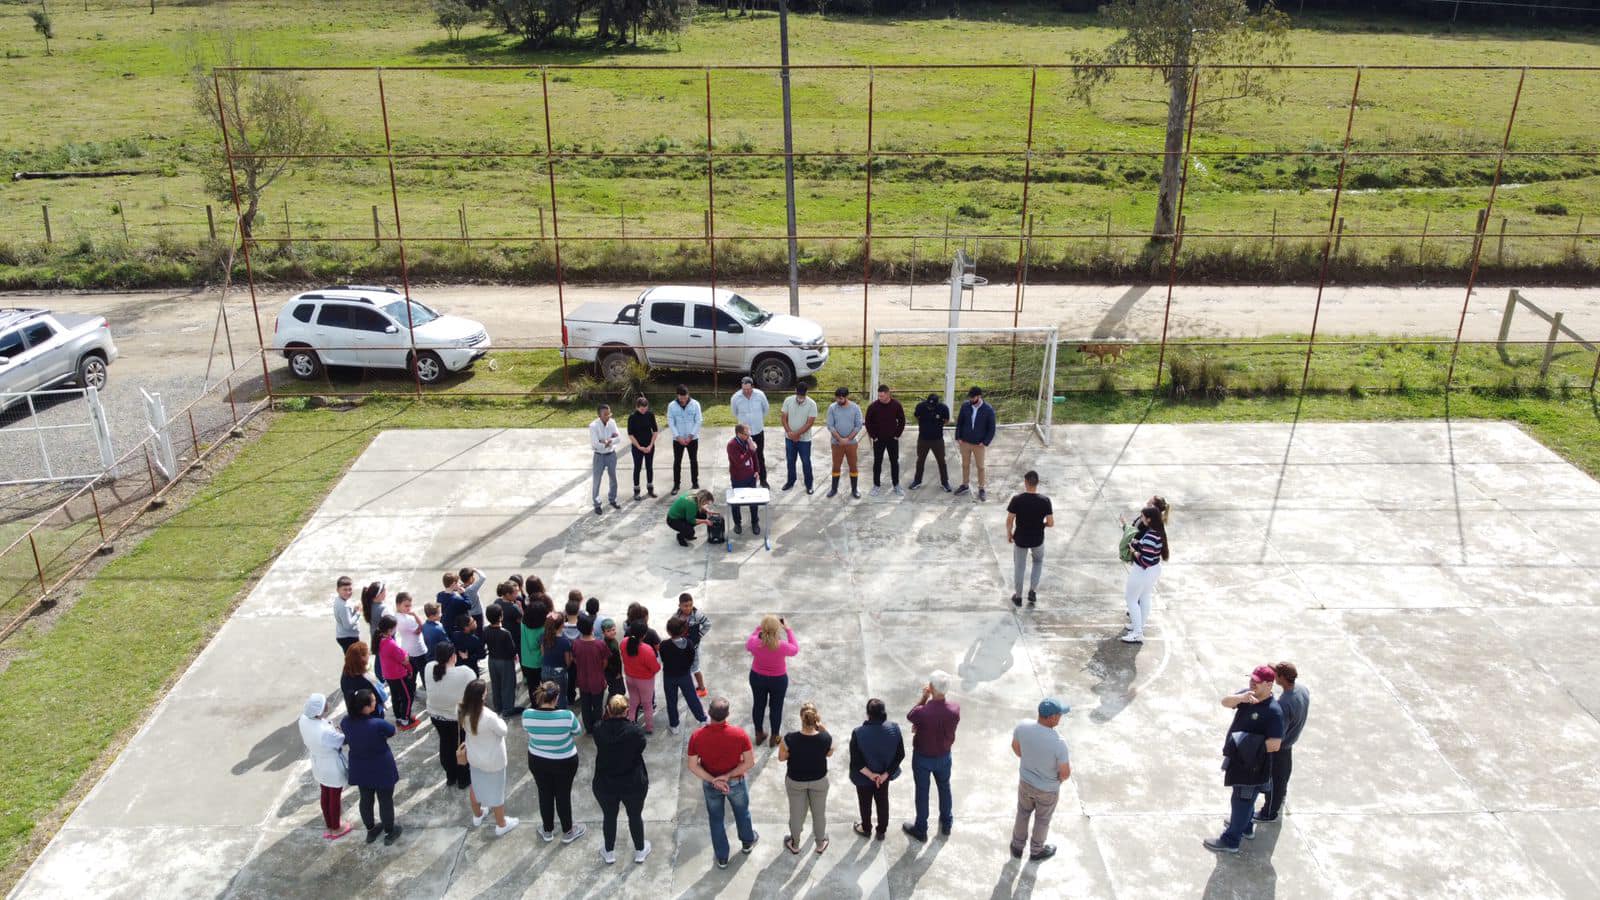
[0,363,1596,879]
[2,2,1599,287]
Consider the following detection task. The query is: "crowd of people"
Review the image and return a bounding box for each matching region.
[298,396,1314,869]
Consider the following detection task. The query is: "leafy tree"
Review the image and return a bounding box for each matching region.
[189,34,331,239]
[433,0,476,43]
[490,0,586,47]
[642,0,696,41]
[1074,0,1290,242]
[28,9,54,57]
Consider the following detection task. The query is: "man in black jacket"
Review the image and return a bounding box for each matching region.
[1204,665,1283,854]
[908,393,952,492]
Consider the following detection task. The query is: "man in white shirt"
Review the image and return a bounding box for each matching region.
[730,376,771,488]
[779,384,818,494]
[589,403,622,516]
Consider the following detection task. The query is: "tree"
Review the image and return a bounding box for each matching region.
[490,0,586,47]
[1074,0,1289,242]
[190,34,330,239]
[433,0,476,43]
[642,0,696,41]
[28,9,54,56]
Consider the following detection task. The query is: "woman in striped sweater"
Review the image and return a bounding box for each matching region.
[1122,499,1170,644]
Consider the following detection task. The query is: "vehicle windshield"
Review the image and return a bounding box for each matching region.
[380,299,440,327]
[724,294,772,326]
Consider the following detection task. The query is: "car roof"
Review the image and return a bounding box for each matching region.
[0,308,47,331]
[641,286,737,304]
[285,286,406,307]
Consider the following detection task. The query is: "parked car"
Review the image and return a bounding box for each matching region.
[272,285,491,384]
[0,308,119,411]
[563,287,828,390]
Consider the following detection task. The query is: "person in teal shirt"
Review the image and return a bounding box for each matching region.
[666,489,715,547]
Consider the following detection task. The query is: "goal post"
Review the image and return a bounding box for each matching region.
[870,325,1059,446]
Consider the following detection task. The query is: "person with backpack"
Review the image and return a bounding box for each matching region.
[1121,497,1170,644]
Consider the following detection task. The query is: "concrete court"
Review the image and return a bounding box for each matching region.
[13,421,1600,900]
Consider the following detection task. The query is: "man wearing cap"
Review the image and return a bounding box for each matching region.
[825,387,865,499]
[909,392,952,492]
[730,377,771,488]
[954,386,996,501]
[1006,470,1054,607]
[903,671,961,842]
[1204,666,1284,854]
[780,384,818,494]
[865,383,907,497]
[1010,698,1071,862]
[1257,661,1309,823]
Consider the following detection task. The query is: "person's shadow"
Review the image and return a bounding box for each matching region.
[1201,818,1284,900]
[958,617,1018,690]
[1086,635,1141,724]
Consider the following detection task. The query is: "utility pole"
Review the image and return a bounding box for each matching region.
[779,0,800,316]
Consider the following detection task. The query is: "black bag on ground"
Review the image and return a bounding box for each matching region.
[706,513,726,544]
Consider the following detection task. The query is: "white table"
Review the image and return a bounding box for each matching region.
[724,486,773,552]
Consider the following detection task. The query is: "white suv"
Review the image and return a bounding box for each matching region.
[273,286,491,384]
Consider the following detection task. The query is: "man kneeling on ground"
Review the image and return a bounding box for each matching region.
[667,489,716,547]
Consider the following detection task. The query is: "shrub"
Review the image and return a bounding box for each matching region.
[1533,202,1568,216]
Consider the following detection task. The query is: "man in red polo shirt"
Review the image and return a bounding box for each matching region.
[687,697,758,868]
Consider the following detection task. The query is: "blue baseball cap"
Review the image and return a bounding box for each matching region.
[1038,697,1068,718]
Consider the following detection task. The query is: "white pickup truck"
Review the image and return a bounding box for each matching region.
[563,286,828,391]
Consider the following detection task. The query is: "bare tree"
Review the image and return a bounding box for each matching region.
[189,33,330,239]
[1074,0,1289,242]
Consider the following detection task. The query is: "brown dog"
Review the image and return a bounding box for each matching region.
[1078,342,1128,365]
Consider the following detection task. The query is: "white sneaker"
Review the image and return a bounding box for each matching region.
[670,724,681,736]
[1120,632,1144,643]
[538,828,556,842]
[634,839,653,863]
[893,485,905,496]
[495,817,520,837]
[601,847,617,865]
[870,485,883,497]
[562,823,588,844]
[471,811,487,827]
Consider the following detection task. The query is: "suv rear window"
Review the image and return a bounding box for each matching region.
[650,303,684,327]
[292,304,314,323]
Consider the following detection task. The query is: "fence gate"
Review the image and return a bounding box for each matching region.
[0,386,116,487]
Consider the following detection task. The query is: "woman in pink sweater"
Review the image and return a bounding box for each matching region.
[622,624,662,734]
[746,614,799,748]
[376,615,418,731]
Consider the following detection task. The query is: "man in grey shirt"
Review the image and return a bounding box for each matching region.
[825,386,864,499]
[1258,661,1309,822]
[1010,697,1071,862]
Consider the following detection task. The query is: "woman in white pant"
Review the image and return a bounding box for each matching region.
[1122,499,1170,644]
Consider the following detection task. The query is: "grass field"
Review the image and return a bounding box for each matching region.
[2,1,1599,287]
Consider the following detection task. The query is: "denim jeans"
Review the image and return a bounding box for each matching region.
[702,777,756,863]
[663,672,706,728]
[1221,783,1263,847]
[912,752,953,833]
[748,671,788,736]
[784,438,813,489]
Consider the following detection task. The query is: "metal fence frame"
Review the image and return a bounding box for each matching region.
[211,63,1600,399]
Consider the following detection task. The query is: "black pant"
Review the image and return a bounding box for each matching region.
[671,439,699,489]
[856,781,890,836]
[358,785,396,834]
[667,515,697,541]
[752,431,768,485]
[730,477,760,527]
[580,688,605,733]
[430,717,471,787]
[529,753,579,834]
[337,636,358,655]
[385,677,413,724]
[914,438,949,486]
[1263,745,1294,817]
[631,447,654,490]
[873,437,900,486]
[522,665,542,704]
[593,779,649,853]
[749,671,787,736]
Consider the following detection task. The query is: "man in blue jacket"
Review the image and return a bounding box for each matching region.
[953,386,996,501]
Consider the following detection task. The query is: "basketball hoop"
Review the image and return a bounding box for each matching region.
[960,273,988,289]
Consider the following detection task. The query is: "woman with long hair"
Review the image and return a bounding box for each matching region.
[298,692,351,840]
[745,614,799,747]
[375,615,418,731]
[359,581,389,679]
[779,700,834,854]
[424,641,476,789]
[523,680,586,844]
[520,594,552,706]
[1122,499,1171,644]
[591,694,651,864]
[540,611,575,711]
[344,688,402,845]
[621,623,662,734]
[340,641,388,721]
[459,679,519,836]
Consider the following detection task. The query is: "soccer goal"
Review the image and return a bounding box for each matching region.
[870,325,1059,446]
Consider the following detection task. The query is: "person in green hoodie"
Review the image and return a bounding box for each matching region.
[666,489,715,547]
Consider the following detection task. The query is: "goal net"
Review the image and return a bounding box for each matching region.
[870,325,1059,446]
